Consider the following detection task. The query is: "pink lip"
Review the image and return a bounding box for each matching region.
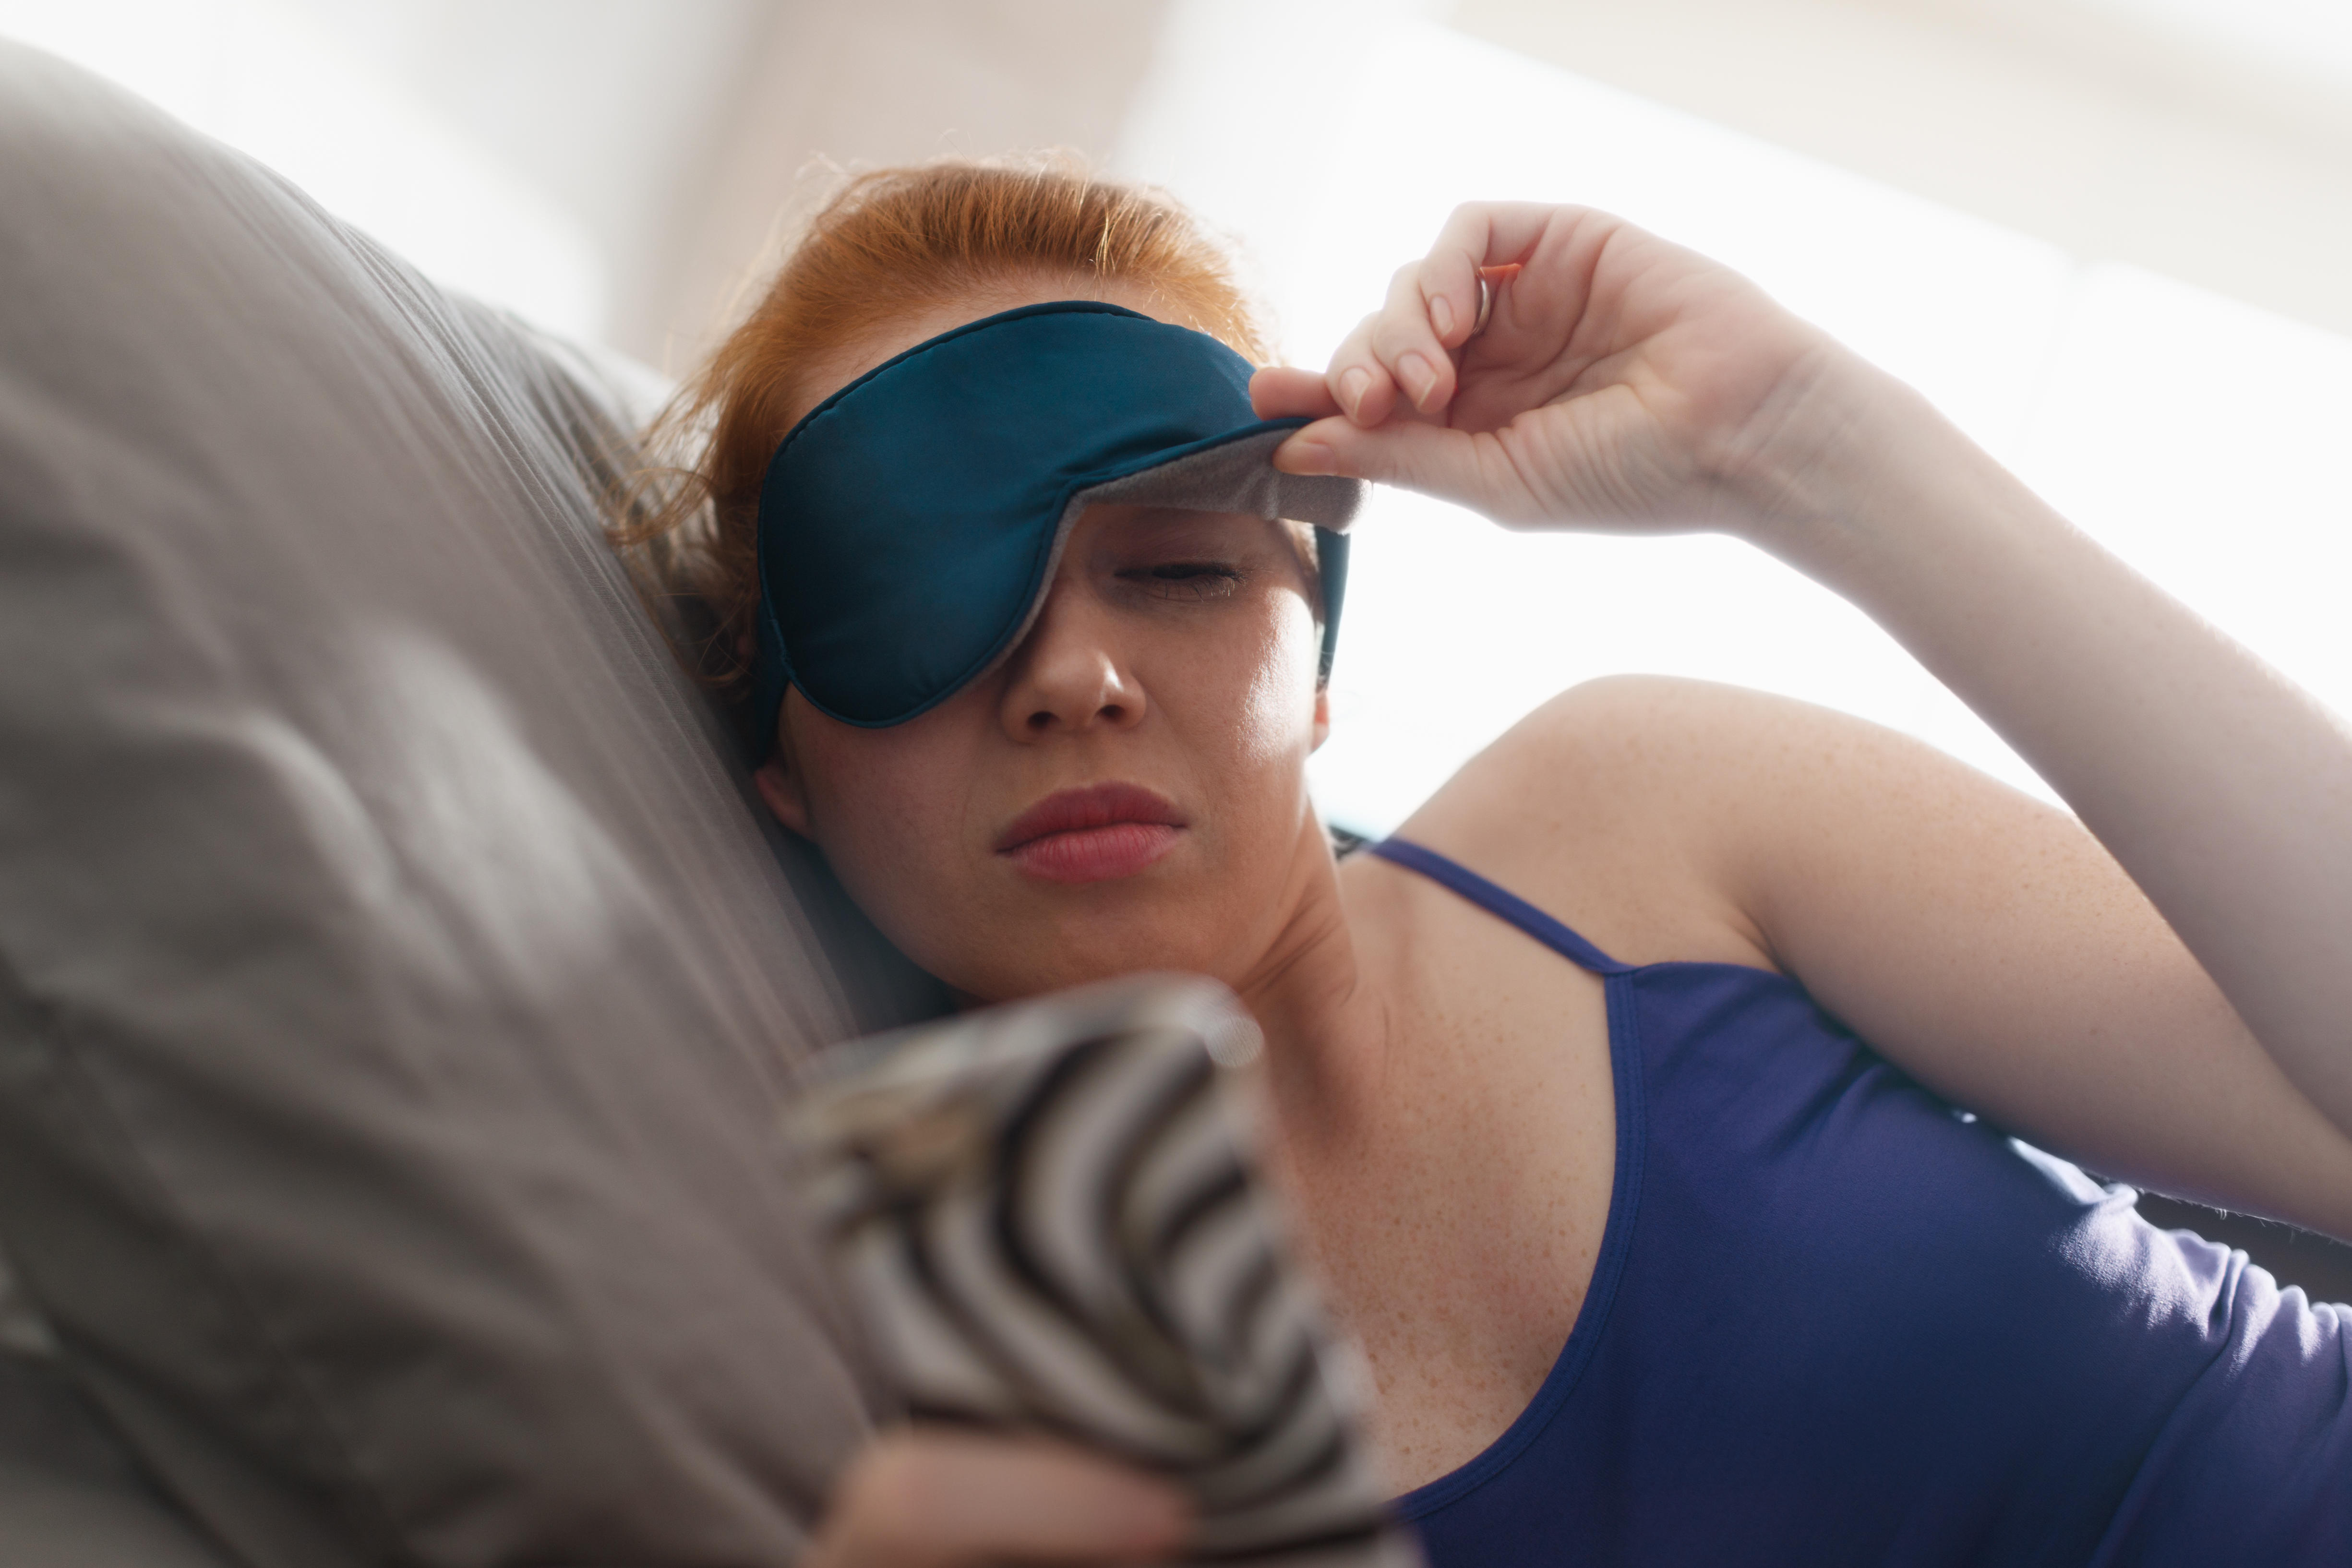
[996,782,1187,885]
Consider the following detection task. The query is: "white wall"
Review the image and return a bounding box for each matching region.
[1458,0,2352,341]
[1117,3,2352,833]
[0,0,614,339]
[645,0,1168,370]
[7,0,2346,839]
[0,0,1173,359]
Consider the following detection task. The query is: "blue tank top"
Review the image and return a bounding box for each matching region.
[1370,838,2351,1565]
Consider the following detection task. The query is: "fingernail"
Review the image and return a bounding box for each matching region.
[1398,352,1438,410]
[1429,293,1455,339]
[1278,437,1336,475]
[1339,366,1370,419]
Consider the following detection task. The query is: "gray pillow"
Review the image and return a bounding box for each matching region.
[0,40,930,1568]
[1,1346,241,1568]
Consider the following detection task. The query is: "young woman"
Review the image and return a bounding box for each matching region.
[628,160,2352,1564]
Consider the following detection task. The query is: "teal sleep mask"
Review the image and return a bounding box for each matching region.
[749,300,1362,754]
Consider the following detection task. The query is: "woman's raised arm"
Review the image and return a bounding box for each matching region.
[1253,202,2352,1173]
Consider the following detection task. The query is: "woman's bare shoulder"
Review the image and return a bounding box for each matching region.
[1382,675,1791,970]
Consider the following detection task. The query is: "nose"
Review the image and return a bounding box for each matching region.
[997,581,1145,740]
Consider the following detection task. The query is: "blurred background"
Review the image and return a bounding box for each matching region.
[6,0,2345,836]
[5,0,2350,1281]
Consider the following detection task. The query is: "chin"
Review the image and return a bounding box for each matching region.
[938,922,1231,1006]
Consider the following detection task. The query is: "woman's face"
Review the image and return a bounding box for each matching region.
[754,289,1333,1003]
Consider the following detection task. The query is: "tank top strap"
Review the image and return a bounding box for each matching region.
[1370,838,1633,977]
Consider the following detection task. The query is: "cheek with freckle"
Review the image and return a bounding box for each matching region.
[1162,591,1324,878]
[1246,600,1323,765]
[789,704,992,967]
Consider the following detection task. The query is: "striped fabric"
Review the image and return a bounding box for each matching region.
[789,976,1420,1568]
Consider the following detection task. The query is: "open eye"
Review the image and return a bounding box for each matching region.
[1119,561,1248,600]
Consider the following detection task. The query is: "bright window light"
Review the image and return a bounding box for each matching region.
[2086,0,2352,85]
[1119,3,2352,835]
[0,0,606,341]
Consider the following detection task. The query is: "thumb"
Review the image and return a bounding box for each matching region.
[1274,415,1523,516]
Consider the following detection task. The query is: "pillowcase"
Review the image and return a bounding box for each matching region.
[0,39,931,1568]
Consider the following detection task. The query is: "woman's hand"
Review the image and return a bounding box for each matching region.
[1249,203,1843,538]
[1270,202,2352,1214]
[803,1428,1190,1568]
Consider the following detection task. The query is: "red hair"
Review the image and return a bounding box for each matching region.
[614,156,1276,719]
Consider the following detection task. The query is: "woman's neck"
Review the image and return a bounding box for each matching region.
[1226,813,1396,1161]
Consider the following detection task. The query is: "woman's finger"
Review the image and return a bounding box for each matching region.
[1249,364,1342,421]
[1353,203,1573,417]
[1416,206,1492,352]
[1417,201,1563,350]
[1366,261,1454,415]
[809,1430,1190,1568]
[1274,413,1541,523]
[1323,310,1402,427]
